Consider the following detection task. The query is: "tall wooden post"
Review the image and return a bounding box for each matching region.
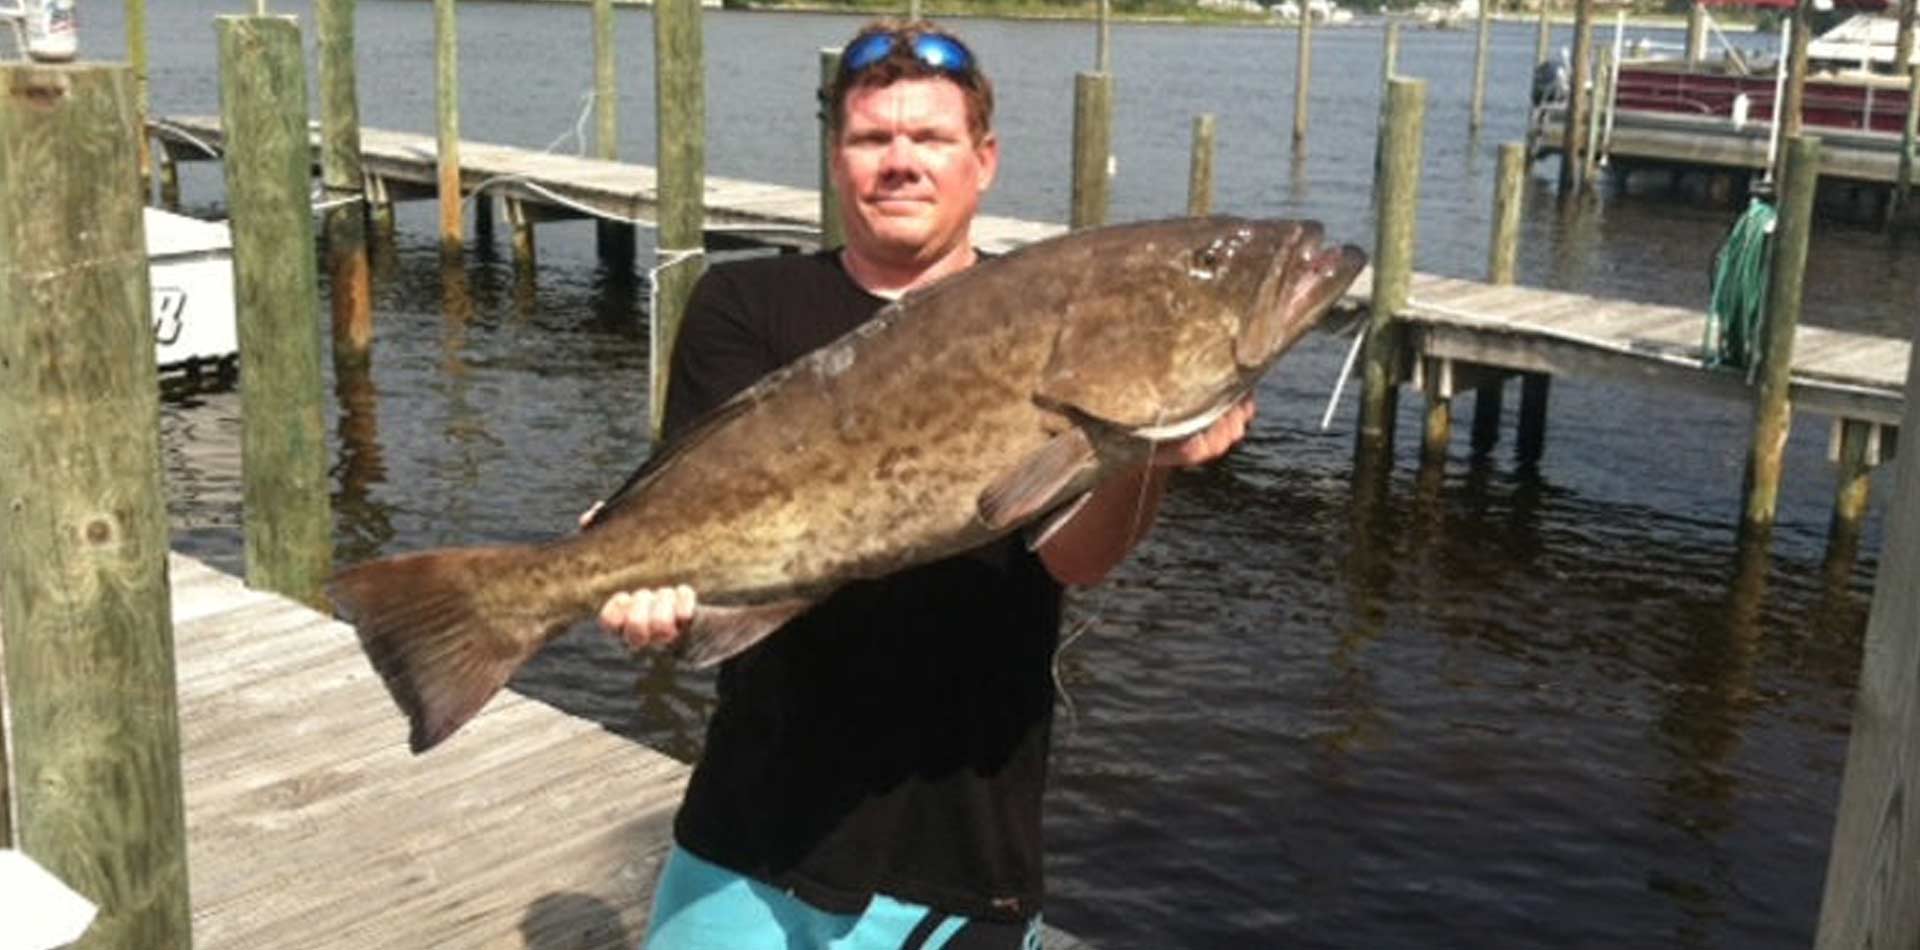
[1475,143,1527,455]
[1070,71,1113,229]
[1471,0,1492,133]
[819,48,844,250]
[128,0,151,196]
[1812,317,1920,950]
[1293,10,1312,150]
[1536,0,1552,68]
[1375,20,1401,171]
[318,0,371,365]
[1686,3,1708,66]
[1188,113,1216,216]
[218,16,334,604]
[651,0,706,436]
[433,0,463,257]
[1741,135,1820,533]
[1097,0,1112,73]
[1828,419,1878,548]
[1561,0,1592,193]
[0,62,192,948]
[1897,0,1915,76]
[593,0,631,265]
[1359,78,1426,466]
[1777,0,1813,188]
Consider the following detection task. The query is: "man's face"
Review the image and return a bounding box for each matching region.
[831,77,998,265]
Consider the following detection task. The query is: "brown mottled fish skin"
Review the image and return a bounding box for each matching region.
[329,216,1367,752]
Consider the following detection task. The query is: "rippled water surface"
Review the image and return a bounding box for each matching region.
[93,2,1905,946]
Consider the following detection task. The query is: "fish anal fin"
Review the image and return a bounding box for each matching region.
[677,600,816,668]
[977,429,1100,532]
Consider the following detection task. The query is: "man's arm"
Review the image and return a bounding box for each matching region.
[1036,395,1255,587]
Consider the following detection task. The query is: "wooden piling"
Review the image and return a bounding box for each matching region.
[1561,0,1592,193]
[508,198,536,272]
[158,140,181,209]
[1517,373,1551,463]
[318,0,372,365]
[0,62,192,947]
[1188,113,1216,216]
[1829,419,1877,543]
[819,48,844,250]
[1812,314,1920,950]
[1375,21,1401,171]
[1070,71,1113,230]
[1777,0,1812,188]
[1585,47,1612,186]
[1898,0,1915,74]
[217,16,334,603]
[1490,143,1526,285]
[1359,78,1426,463]
[1421,357,1452,468]
[1742,135,1820,532]
[1686,3,1708,66]
[651,0,706,436]
[1536,0,1552,68]
[1293,10,1312,150]
[433,0,463,256]
[1471,0,1492,133]
[128,0,151,196]
[1473,143,1527,456]
[1097,0,1112,73]
[592,0,632,265]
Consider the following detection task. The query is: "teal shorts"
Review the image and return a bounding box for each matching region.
[642,845,1042,950]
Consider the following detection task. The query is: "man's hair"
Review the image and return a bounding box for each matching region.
[823,19,995,145]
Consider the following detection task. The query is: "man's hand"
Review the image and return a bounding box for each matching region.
[1151,395,1255,469]
[581,501,698,650]
[598,585,697,650]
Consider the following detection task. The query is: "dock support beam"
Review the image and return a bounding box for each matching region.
[1421,357,1452,468]
[1516,374,1551,465]
[1189,113,1216,216]
[508,198,536,271]
[1742,135,1821,536]
[218,15,335,604]
[651,0,707,436]
[1359,77,1426,471]
[1828,419,1882,553]
[1070,71,1113,230]
[1685,3,1707,67]
[318,0,372,366]
[0,61,193,948]
[1813,323,1920,950]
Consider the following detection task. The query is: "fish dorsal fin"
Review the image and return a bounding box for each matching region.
[977,429,1100,532]
[677,599,816,668]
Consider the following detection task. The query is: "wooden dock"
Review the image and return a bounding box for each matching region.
[150,113,1909,446]
[147,116,1065,256]
[1349,269,1910,431]
[7,553,1093,948]
[1528,103,1917,186]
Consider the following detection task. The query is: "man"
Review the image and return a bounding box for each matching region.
[601,21,1253,948]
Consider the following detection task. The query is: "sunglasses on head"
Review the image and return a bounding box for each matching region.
[841,30,975,78]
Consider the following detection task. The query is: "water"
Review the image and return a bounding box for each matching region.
[81,3,1899,946]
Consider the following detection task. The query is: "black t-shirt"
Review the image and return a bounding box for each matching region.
[663,250,1062,923]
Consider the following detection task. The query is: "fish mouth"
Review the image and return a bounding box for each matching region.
[1246,222,1367,366]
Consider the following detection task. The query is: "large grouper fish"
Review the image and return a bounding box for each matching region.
[330,216,1366,752]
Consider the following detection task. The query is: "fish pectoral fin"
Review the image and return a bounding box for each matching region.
[677,600,815,668]
[978,429,1100,532]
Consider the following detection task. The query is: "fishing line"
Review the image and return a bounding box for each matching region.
[1321,322,1369,431]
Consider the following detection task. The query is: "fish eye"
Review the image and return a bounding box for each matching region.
[1189,244,1226,279]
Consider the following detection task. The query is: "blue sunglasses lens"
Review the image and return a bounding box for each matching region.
[841,31,974,76]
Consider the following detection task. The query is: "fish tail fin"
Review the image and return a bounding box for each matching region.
[329,546,551,753]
